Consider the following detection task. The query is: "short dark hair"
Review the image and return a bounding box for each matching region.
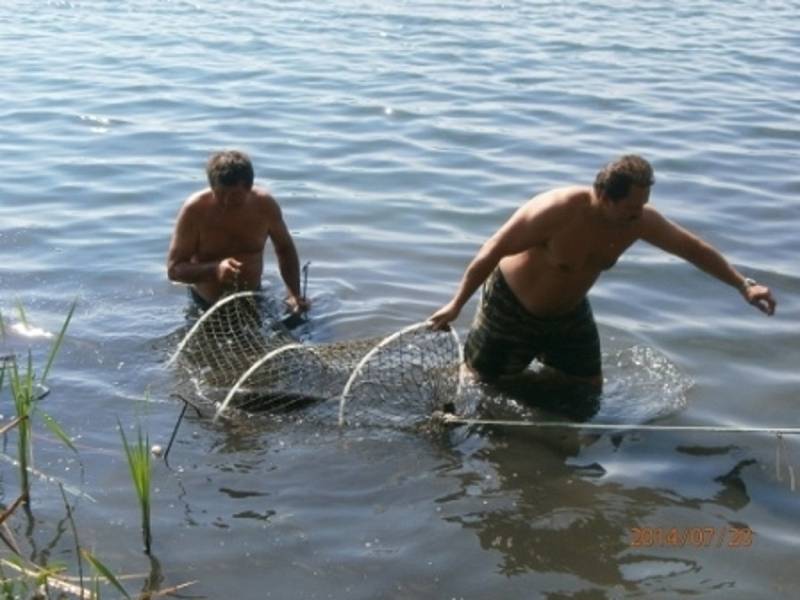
[594,155,655,201]
[206,150,255,189]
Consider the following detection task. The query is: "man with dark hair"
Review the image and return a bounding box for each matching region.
[429,155,776,392]
[167,150,309,314]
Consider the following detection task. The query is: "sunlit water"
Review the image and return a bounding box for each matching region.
[1,1,799,598]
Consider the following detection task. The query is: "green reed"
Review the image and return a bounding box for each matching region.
[119,419,152,554]
[3,300,77,500]
[0,561,23,599]
[7,351,34,498]
[82,549,131,599]
[0,556,68,599]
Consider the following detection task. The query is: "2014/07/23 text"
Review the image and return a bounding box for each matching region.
[629,527,753,548]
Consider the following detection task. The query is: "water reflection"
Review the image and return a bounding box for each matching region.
[438,424,758,589]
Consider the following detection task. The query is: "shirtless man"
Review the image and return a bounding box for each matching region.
[429,155,776,391]
[167,150,309,314]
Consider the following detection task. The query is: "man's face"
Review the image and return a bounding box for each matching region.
[603,185,650,224]
[212,183,250,208]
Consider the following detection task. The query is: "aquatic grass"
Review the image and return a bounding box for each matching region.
[60,482,85,594]
[6,352,73,500]
[82,549,131,599]
[15,299,29,329]
[118,419,152,554]
[30,561,67,597]
[7,351,35,498]
[41,299,76,386]
[0,556,68,599]
[2,301,78,499]
[0,558,30,599]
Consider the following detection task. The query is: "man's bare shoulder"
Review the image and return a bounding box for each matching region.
[520,186,590,219]
[637,204,673,238]
[181,188,214,213]
[173,191,212,230]
[250,186,281,215]
[639,204,667,227]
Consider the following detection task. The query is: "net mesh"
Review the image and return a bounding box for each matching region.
[168,292,463,425]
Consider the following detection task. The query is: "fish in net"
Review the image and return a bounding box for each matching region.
[167,291,464,426]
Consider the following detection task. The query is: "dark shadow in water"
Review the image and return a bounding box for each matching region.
[713,459,756,510]
[433,415,758,590]
[487,370,601,423]
[438,425,639,586]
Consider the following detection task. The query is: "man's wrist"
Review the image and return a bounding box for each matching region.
[739,277,757,294]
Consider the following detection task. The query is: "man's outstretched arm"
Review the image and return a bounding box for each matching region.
[640,207,776,315]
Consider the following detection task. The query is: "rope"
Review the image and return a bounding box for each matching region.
[436,413,800,435]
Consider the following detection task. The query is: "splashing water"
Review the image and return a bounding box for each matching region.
[593,345,692,424]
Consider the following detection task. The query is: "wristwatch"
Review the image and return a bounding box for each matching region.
[741,277,758,292]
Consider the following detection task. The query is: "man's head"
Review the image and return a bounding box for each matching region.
[594,155,655,202]
[206,150,255,191]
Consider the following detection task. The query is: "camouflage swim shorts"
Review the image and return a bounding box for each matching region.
[464,269,601,380]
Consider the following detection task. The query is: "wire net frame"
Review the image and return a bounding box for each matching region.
[167,291,465,425]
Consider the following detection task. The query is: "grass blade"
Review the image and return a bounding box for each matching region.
[59,483,85,595]
[40,410,78,453]
[7,356,32,498]
[81,549,131,599]
[25,350,34,402]
[118,419,152,553]
[41,299,77,385]
[15,300,28,328]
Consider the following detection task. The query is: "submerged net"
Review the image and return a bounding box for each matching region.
[166,292,699,429]
[168,291,463,426]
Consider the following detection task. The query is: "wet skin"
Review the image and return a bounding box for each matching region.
[167,184,308,312]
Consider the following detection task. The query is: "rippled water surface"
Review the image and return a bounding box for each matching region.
[1,1,799,598]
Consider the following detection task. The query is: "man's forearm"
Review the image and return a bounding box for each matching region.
[689,242,746,291]
[275,246,302,297]
[168,260,218,285]
[450,250,500,310]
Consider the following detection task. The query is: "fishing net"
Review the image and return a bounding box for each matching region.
[168,291,463,426]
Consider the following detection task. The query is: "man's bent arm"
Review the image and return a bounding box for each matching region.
[167,257,222,284]
[429,195,571,328]
[167,203,216,284]
[166,200,238,285]
[444,238,505,314]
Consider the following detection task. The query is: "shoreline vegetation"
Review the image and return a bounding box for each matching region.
[0,303,193,599]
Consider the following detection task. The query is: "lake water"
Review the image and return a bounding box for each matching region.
[1,0,799,597]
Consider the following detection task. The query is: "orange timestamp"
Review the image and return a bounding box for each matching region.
[629,526,753,548]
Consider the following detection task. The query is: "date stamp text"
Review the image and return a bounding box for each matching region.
[629,527,753,548]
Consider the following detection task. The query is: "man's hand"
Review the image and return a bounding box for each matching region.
[216,258,243,284]
[743,283,776,316]
[428,301,461,331]
[286,294,311,314]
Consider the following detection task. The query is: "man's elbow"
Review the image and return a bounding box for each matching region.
[167,261,182,282]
